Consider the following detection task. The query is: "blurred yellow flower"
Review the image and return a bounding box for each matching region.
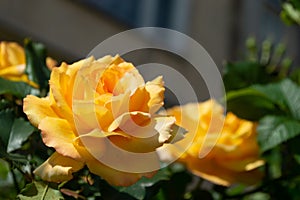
[162,100,264,186]
[24,55,181,186]
[46,57,57,70]
[0,41,34,85]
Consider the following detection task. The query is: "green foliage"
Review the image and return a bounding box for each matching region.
[0,158,9,179]
[116,168,170,200]
[48,164,204,200]
[7,118,35,153]
[243,192,270,200]
[290,68,300,85]
[0,78,37,98]
[226,87,278,120]
[257,116,300,152]
[226,78,300,151]
[24,39,50,96]
[17,181,63,200]
[0,39,52,199]
[0,110,35,155]
[223,33,300,199]
[223,37,293,92]
[223,61,272,92]
[0,109,14,149]
[0,39,49,99]
[153,170,193,200]
[226,79,300,121]
[281,0,300,25]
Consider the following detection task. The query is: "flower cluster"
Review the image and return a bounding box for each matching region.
[1,40,269,199]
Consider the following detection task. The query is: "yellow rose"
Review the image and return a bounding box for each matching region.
[0,41,55,88]
[24,55,181,186]
[162,100,264,186]
[0,41,36,87]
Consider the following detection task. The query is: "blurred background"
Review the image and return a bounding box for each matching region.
[0,0,299,104]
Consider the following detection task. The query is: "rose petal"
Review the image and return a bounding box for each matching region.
[72,99,101,133]
[183,155,263,186]
[74,109,112,134]
[129,86,151,113]
[145,76,165,114]
[49,67,74,123]
[74,57,106,100]
[154,116,176,143]
[113,68,145,95]
[23,95,58,127]
[73,128,112,159]
[48,58,90,122]
[105,91,130,118]
[100,60,135,93]
[34,152,84,183]
[0,42,25,67]
[107,111,151,133]
[216,157,264,172]
[39,117,82,160]
[108,116,177,153]
[108,114,175,142]
[86,156,156,186]
[74,128,164,175]
[0,64,25,76]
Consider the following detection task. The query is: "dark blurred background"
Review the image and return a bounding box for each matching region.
[0,0,299,103]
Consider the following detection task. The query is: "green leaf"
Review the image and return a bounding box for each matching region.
[226,79,300,121]
[294,154,300,165]
[5,153,28,164]
[156,170,193,200]
[245,37,258,62]
[264,147,282,179]
[223,61,271,92]
[24,39,50,96]
[257,115,300,153]
[290,68,300,85]
[7,118,35,153]
[17,181,64,200]
[116,168,170,200]
[281,3,300,25]
[244,192,270,200]
[0,109,14,150]
[0,99,11,110]
[252,84,287,112]
[254,79,300,120]
[280,79,300,120]
[226,88,278,121]
[0,158,9,179]
[0,77,36,98]
[151,188,166,200]
[226,184,247,196]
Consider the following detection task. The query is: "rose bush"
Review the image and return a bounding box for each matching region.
[23,55,182,186]
[161,99,264,186]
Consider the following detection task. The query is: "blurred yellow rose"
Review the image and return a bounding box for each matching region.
[24,55,182,186]
[162,100,264,186]
[0,41,33,85]
[0,41,55,88]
